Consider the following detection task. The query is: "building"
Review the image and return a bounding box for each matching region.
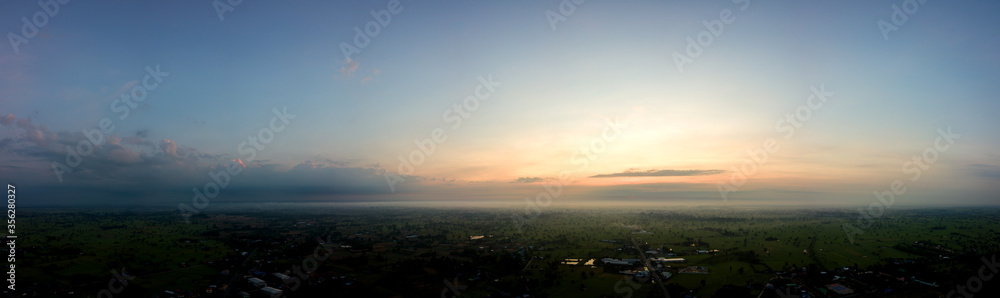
[679,266,709,274]
[248,277,266,288]
[261,286,283,298]
[273,272,292,283]
[602,258,641,266]
[650,257,686,263]
[826,283,854,295]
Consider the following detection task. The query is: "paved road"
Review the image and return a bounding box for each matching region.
[630,229,670,297]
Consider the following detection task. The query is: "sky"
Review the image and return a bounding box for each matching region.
[1,0,998,208]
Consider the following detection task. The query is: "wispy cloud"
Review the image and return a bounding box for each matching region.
[589,169,724,178]
[510,177,544,183]
[360,68,380,83]
[340,58,359,76]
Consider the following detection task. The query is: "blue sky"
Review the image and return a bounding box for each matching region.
[1,1,998,207]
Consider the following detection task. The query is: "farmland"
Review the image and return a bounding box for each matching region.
[13,205,1000,297]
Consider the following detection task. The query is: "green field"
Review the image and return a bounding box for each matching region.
[16,206,1000,297]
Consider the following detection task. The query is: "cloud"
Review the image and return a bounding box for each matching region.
[0,138,13,151]
[510,177,544,183]
[0,113,406,205]
[107,135,121,145]
[359,68,382,83]
[0,114,213,181]
[1,116,55,147]
[121,135,154,147]
[295,160,321,169]
[0,114,14,125]
[970,163,1000,179]
[107,144,141,164]
[160,139,178,157]
[340,58,359,76]
[589,169,725,178]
